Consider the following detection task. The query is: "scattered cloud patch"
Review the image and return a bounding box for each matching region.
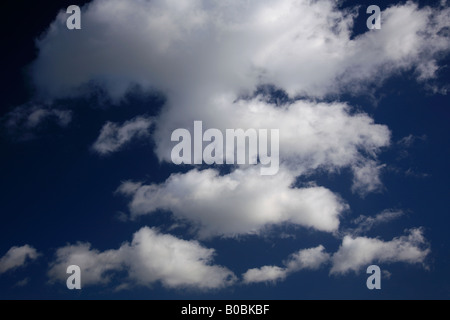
[351,160,386,197]
[351,209,405,235]
[330,228,430,274]
[243,245,330,284]
[92,116,154,155]
[14,278,30,287]
[397,134,427,148]
[242,266,287,284]
[0,245,40,274]
[2,104,72,139]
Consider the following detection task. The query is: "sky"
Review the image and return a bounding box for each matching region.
[0,0,449,300]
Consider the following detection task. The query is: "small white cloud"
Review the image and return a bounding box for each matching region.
[0,245,40,274]
[48,227,236,290]
[351,160,386,197]
[243,245,330,284]
[351,209,405,235]
[330,228,430,275]
[397,134,427,148]
[242,266,287,284]
[284,245,331,272]
[92,116,153,155]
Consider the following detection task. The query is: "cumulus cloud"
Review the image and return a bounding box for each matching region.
[31,0,450,100]
[92,116,154,155]
[117,167,348,238]
[160,96,391,179]
[243,245,330,284]
[285,245,331,271]
[0,245,40,274]
[48,227,236,290]
[330,228,430,274]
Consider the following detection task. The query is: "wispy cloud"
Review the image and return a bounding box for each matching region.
[0,245,40,274]
[350,209,405,235]
[243,245,330,284]
[92,116,154,155]
[2,104,72,140]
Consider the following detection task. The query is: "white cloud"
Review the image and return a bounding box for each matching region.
[351,160,386,197]
[242,266,287,284]
[351,209,405,235]
[92,116,154,155]
[397,134,427,148]
[243,245,330,284]
[244,229,430,283]
[330,228,430,274]
[0,245,40,274]
[117,167,348,238]
[31,0,450,100]
[48,242,123,286]
[48,227,236,290]
[285,245,331,272]
[158,96,391,181]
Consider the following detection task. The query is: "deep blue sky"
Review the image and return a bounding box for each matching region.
[0,0,449,299]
